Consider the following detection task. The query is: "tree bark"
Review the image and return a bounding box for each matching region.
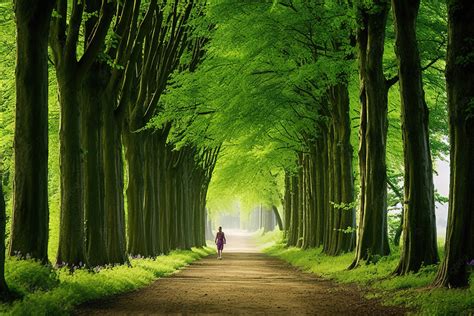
[350,1,391,268]
[56,75,87,267]
[143,133,157,256]
[391,0,439,275]
[10,0,54,263]
[433,0,474,288]
[283,171,291,235]
[82,70,108,266]
[102,93,127,264]
[326,84,356,255]
[314,136,326,247]
[124,130,147,257]
[296,153,304,247]
[287,172,299,246]
[272,206,283,231]
[0,183,10,299]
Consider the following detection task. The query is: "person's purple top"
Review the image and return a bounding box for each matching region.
[216,232,225,250]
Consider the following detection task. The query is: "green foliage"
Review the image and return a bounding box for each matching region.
[262,233,474,315]
[0,0,15,199]
[5,258,59,297]
[0,248,214,315]
[150,0,450,220]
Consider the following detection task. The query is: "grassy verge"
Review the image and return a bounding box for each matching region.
[257,232,474,315]
[1,247,215,315]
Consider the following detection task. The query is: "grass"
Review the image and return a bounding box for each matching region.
[258,231,474,315]
[1,247,215,315]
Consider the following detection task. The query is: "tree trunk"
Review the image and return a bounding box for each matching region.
[433,0,474,288]
[102,93,127,264]
[301,154,310,248]
[159,142,170,254]
[205,210,213,242]
[82,71,108,266]
[0,182,10,299]
[124,131,147,257]
[10,0,54,263]
[391,0,439,275]
[350,2,391,268]
[143,133,157,256]
[283,171,291,234]
[272,205,283,231]
[287,172,299,246]
[324,126,336,254]
[322,131,331,248]
[296,153,304,247]
[314,136,325,247]
[326,84,356,255]
[56,75,87,267]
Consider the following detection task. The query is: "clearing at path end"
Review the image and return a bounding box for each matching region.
[76,231,406,315]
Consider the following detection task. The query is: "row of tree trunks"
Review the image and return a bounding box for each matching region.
[8,0,210,272]
[124,129,217,257]
[284,97,356,253]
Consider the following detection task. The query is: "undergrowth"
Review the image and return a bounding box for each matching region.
[0,247,214,315]
[260,232,474,315]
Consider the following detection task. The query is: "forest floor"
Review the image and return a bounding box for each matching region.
[76,231,407,315]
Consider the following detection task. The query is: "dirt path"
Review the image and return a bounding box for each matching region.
[76,231,406,315]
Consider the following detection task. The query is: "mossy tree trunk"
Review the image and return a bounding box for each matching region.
[325,83,356,255]
[0,183,10,299]
[124,130,147,257]
[391,0,439,275]
[82,68,108,266]
[350,1,391,268]
[433,0,474,288]
[56,76,87,267]
[102,94,127,264]
[9,0,54,263]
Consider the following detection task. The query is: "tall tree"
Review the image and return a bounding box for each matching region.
[9,0,55,263]
[391,0,439,275]
[0,184,9,300]
[81,0,109,267]
[434,0,474,288]
[350,0,391,268]
[50,0,115,266]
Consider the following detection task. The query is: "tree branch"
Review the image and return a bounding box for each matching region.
[77,0,115,78]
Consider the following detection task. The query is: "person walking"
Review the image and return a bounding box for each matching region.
[215,226,226,259]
